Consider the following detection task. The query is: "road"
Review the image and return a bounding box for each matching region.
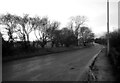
[3,44,103,81]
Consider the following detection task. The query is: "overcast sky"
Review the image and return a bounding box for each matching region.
[0,0,119,40]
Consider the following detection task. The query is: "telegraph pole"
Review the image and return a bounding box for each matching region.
[118,1,120,29]
[107,0,110,56]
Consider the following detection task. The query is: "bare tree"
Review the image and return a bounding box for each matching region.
[0,13,18,42]
[70,15,87,45]
[79,26,94,46]
[46,21,60,47]
[33,17,49,48]
[71,16,87,36]
[15,14,33,42]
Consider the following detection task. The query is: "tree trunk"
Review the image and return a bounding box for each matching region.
[26,34,29,42]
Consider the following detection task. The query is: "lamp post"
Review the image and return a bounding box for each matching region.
[107,0,110,56]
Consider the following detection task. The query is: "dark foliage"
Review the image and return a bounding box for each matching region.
[94,38,107,45]
[63,34,78,47]
[109,30,120,50]
[107,29,120,81]
[2,37,13,56]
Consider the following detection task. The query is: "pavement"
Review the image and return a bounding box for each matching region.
[81,48,116,81]
[90,48,115,81]
[2,44,103,81]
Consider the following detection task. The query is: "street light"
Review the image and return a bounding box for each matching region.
[107,0,110,56]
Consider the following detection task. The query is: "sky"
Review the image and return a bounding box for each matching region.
[118,1,120,27]
[0,0,119,40]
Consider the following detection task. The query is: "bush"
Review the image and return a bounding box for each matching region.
[2,38,14,57]
[94,38,107,45]
[108,29,120,80]
[109,29,120,50]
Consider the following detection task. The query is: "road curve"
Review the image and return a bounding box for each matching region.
[3,44,103,81]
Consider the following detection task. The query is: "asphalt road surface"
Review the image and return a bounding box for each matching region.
[3,44,103,81]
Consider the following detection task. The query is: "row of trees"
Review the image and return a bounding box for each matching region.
[94,38,107,45]
[95,29,120,48]
[0,13,94,50]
